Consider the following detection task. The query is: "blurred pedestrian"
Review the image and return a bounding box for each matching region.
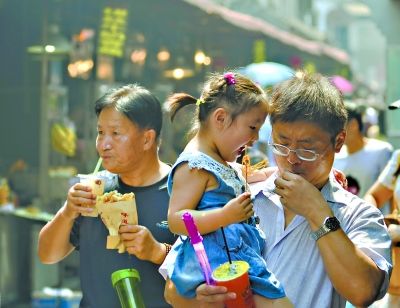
[364,102,400,308]
[38,84,175,308]
[333,101,393,202]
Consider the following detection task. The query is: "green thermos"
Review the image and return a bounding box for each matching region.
[111,269,145,308]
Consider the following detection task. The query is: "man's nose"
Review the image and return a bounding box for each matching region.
[99,136,112,150]
[287,150,300,165]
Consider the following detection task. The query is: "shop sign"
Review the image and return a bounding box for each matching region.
[253,39,266,63]
[98,7,128,58]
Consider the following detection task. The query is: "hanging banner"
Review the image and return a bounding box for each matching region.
[252,39,266,63]
[97,6,128,58]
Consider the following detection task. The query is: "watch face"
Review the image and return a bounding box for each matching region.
[326,217,340,231]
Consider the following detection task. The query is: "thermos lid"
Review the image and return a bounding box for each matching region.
[111,268,141,287]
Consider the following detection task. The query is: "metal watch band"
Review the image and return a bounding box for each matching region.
[311,217,340,241]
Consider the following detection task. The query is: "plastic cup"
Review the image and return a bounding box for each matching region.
[212,260,255,308]
[78,174,105,217]
[31,290,58,308]
[111,268,145,308]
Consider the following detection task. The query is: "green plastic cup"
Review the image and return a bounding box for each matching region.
[111,269,145,308]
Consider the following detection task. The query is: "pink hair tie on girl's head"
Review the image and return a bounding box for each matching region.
[224,72,236,85]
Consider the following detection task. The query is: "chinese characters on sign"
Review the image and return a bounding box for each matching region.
[98,7,128,58]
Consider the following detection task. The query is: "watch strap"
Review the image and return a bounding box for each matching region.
[311,216,340,241]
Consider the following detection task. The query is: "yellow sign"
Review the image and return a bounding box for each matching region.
[98,7,128,58]
[304,61,316,74]
[253,39,266,63]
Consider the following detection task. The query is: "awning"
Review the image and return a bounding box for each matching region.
[182,0,349,65]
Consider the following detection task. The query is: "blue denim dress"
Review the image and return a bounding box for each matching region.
[165,151,285,299]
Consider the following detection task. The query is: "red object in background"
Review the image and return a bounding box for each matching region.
[330,75,354,94]
[289,55,302,69]
[345,176,360,196]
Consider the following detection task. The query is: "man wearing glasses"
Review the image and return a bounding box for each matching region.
[194,73,392,308]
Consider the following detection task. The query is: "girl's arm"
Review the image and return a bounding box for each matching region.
[247,167,276,183]
[167,163,253,235]
[230,161,277,184]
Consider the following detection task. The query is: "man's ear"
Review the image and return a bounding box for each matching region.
[143,129,156,150]
[334,130,346,153]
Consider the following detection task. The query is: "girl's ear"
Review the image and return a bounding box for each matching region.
[334,130,346,153]
[213,107,229,129]
[143,129,156,150]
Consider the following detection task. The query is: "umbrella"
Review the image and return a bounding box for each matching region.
[239,62,294,88]
[330,75,354,94]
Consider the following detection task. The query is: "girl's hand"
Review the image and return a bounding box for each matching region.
[63,183,97,220]
[333,168,348,190]
[247,169,268,183]
[221,192,254,225]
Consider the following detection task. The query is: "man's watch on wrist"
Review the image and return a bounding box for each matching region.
[311,216,340,241]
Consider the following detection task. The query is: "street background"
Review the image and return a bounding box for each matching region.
[0,0,399,306]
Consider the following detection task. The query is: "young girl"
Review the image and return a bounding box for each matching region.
[162,72,292,307]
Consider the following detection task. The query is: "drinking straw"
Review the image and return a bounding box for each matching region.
[182,212,215,285]
[244,146,248,185]
[220,227,232,265]
[93,157,103,175]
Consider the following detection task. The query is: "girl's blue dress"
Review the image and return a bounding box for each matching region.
[165,151,285,299]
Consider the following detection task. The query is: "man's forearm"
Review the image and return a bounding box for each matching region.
[38,203,75,264]
[317,230,384,306]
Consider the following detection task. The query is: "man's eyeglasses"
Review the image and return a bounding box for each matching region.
[269,143,320,162]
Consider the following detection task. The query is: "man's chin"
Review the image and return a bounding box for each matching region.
[101,163,115,173]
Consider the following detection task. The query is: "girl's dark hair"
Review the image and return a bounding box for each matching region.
[95,84,162,139]
[165,72,268,125]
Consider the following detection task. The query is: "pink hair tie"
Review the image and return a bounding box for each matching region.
[224,72,236,85]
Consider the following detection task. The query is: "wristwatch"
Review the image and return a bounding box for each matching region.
[311,216,340,241]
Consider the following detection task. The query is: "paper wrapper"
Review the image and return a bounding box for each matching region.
[96,198,138,253]
[79,176,105,217]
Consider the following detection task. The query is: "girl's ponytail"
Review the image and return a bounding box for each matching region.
[165,93,197,122]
